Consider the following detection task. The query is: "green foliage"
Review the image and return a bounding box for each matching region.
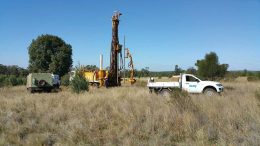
[186,67,197,75]
[173,65,184,75]
[83,65,98,71]
[140,67,150,77]
[241,69,248,76]
[9,75,19,86]
[70,73,89,93]
[0,75,7,87]
[158,75,162,79]
[0,75,26,87]
[61,74,70,86]
[28,34,72,76]
[247,76,259,82]
[195,52,228,80]
[0,64,28,76]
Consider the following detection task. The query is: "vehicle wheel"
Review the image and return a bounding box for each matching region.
[39,80,46,86]
[93,83,100,88]
[204,88,217,96]
[159,89,172,98]
[46,88,52,93]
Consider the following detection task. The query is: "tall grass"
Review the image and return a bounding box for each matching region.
[0,81,260,145]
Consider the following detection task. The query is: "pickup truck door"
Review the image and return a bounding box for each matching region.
[182,75,200,93]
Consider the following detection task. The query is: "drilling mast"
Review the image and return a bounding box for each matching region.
[107,11,122,87]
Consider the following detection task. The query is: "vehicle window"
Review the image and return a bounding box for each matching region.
[186,76,198,82]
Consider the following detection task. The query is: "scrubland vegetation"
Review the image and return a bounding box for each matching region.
[0,79,260,146]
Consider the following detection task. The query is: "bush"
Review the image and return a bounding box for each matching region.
[70,73,89,93]
[61,74,70,86]
[9,76,17,86]
[0,75,8,87]
[247,76,259,82]
[0,75,26,87]
[169,88,199,113]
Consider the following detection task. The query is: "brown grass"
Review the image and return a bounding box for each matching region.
[0,81,260,145]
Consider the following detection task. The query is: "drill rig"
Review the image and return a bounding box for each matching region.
[125,48,136,85]
[107,11,123,87]
[71,11,135,87]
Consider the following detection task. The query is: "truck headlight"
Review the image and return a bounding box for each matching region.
[216,84,222,87]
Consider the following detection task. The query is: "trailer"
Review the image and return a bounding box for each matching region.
[26,73,60,93]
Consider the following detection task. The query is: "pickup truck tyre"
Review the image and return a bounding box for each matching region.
[204,88,217,96]
[160,89,172,98]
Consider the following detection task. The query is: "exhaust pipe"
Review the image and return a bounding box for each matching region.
[100,54,103,70]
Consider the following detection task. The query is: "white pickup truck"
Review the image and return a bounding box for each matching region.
[147,74,224,96]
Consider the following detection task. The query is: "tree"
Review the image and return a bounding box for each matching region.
[141,67,150,77]
[195,52,228,80]
[173,65,183,75]
[28,34,72,76]
[84,65,98,71]
[186,67,197,75]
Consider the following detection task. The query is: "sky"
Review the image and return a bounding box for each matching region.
[0,0,259,71]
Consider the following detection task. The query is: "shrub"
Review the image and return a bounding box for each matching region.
[0,75,7,87]
[70,73,89,93]
[9,75,18,86]
[247,76,259,82]
[0,75,26,87]
[61,74,70,86]
[169,88,198,112]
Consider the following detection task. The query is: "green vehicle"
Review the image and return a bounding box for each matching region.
[26,73,60,93]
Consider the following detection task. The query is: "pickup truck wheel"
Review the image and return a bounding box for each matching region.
[160,89,172,98]
[204,88,216,96]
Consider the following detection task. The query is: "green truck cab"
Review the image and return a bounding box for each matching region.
[26,73,60,93]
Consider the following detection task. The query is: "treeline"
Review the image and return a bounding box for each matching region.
[225,70,260,81]
[125,69,260,82]
[0,64,28,87]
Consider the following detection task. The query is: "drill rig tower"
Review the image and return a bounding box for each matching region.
[107,11,122,87]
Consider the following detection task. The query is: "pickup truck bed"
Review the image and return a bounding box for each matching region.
[147,82,179,88]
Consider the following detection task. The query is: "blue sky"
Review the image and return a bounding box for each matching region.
[0,0,259,71]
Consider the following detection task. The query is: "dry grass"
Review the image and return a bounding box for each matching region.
[0,81,260,146]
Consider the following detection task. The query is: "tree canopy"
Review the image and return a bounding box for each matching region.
[0,64,28,76]
[195,52,228,80]
[28,34,72,76]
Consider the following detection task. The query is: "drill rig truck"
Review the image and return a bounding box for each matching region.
[70,11,135,87]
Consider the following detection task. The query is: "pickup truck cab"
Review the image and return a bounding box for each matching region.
[147,74,224,96]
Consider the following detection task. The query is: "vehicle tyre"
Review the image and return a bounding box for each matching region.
[204,88,217,96]
[39,80,46,86]
[46,88,52,93]
[159,89,172,98]
[93,83,100,88]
